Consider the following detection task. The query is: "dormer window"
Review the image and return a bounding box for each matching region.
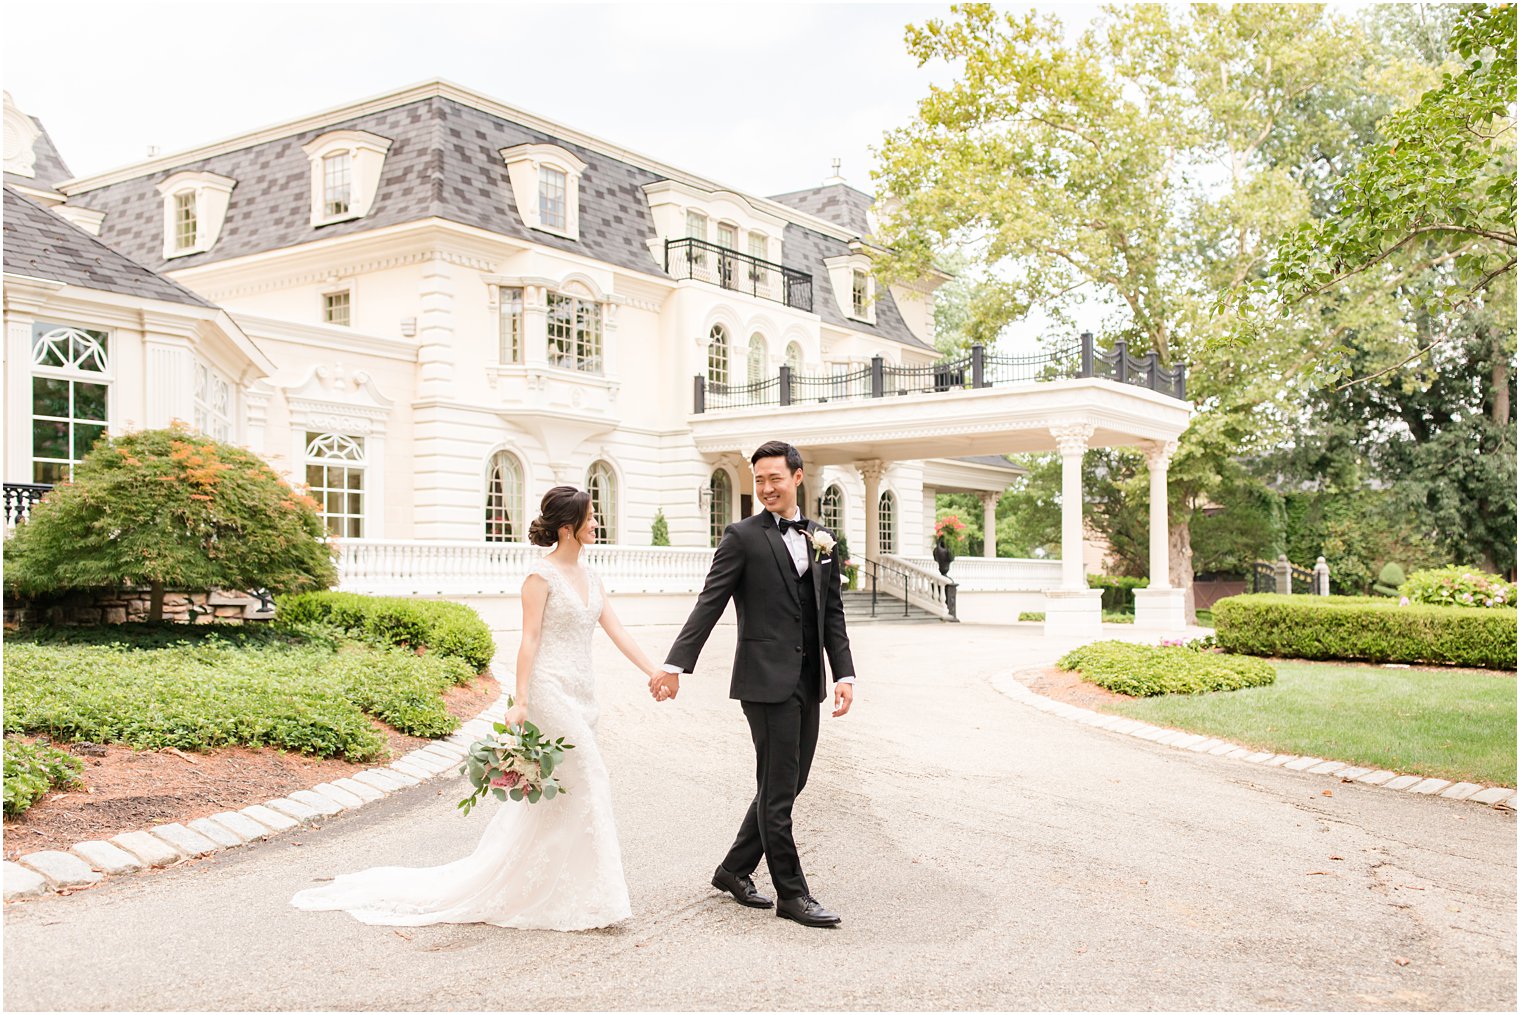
[852,269,869,318]
[301,129,392,227]
[155,170,236,259]
[825,251,876,324]
[323,152,352,218]
[500,143,587,240]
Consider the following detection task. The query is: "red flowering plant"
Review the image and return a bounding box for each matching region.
[934,513,968,555]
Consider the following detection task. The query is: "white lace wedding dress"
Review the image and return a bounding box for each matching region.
[289,559,631,931]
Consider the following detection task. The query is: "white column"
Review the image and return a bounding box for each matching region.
[1133,439,1186,630]
[980,491,998,559]
[5,314,35,482]
[416,253,455,397]
[858,459,884,565]
[1043,423,1102,637]
[522,284,549,370]
[143,336,196,430]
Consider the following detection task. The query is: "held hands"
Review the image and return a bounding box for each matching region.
[832,681,854,718]
[648,667,680,702]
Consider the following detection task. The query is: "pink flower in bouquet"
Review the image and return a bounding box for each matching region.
[491,770,522,788]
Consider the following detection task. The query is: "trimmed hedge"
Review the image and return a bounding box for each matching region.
[277,592,495,672]
[1087,575,1149,613]
[1213,594,1517,670]
[1057,640,1276,696]
[3,737,83,816]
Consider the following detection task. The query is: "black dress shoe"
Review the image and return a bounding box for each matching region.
[711,865,773,909]
[776,894,841,927]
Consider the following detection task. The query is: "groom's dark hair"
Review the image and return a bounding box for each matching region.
[751,440,804,473]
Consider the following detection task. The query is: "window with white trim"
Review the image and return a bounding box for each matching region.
[878,489,897,554]
[546,292,602,373]
[747,230,771,293]
[785,341,803,374]
[852,269,869,318]
[707,324,730,386]
[498,286,524,364]
[709,469,732,547]
[686,210,709,268]
[747,333,767,383]
[819,484,843,535]
[323,152,352,218]
[30,323,110,484]
[323,290,350,327]
[485,450,525,542]
[305,432,365,538]
[539,166,568,231]
[193,361,233,442]
[499,143,586,239]
[173,191,197,251]
[586,460,617,544]
[155,171,235,258]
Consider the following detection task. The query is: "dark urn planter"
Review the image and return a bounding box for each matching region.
[932,538,955,576]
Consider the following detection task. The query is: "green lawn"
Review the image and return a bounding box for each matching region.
[1101,660,1516,787]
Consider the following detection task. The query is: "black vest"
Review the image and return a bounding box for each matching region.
[796,565,820,675]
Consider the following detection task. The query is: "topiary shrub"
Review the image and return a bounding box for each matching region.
[1373,562,1406,597]
[3,737,83,816]
[1213,593,1516,670]
[1399,566,1515,609]
[1056,640,1276,696]
[4,425,336,621]
[276,592,495,671]
[651,509,670,547]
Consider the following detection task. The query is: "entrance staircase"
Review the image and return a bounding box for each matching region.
[840,589,944,624]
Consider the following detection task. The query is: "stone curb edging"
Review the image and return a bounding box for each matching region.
[4,678,510,903]
[991,672,1518,811]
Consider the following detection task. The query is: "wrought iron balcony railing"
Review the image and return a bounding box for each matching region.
[692,331,1186,413]
[664,238,813,313]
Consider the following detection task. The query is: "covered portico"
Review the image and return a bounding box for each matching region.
[689,375,1193,634]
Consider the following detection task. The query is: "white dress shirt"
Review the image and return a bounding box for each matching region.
[663,505,855,684]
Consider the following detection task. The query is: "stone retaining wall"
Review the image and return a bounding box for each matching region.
[3,588,274,627]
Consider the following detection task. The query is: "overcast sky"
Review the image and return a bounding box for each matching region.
[3,1,1104,197]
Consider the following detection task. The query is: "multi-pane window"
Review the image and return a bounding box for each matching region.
[819,484,843,535]
[546,292,602,373]
[323,152,352,218]
[304,432,365,538]
[539,166,568,230]
[707,324,729,386]
[686,210,708,268]
[30,324,110,485]
[173,192,197,251]
[585,460,617,544]
[748,231,771,292]
[785,341,804,374]
[498,286,524,364]
[717,223,738,250]
[878,490,897,554]
[485,450,525,542]
[708,469,732,547]
[851,269,869,317]
[323,290,350,327]
[193,361,233,442]
[747,333,767,384]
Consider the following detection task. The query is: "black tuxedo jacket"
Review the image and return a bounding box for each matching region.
[665,510,854,704]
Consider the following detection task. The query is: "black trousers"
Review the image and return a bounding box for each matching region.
[721,657,822,900]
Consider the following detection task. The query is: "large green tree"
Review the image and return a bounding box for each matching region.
[873,3,1399,618]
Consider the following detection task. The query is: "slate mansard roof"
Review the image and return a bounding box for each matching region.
[3,185,212,308]
[61,90,931,351]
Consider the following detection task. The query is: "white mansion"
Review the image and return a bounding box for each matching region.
[2,83,1192,631]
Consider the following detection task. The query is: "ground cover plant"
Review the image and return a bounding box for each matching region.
[1213,594,1516,669]
[1057,640,1276,696]
[1098,661,1516,787]
[2,636,475,763]
[3,737,84,816]
[276,592,495,672]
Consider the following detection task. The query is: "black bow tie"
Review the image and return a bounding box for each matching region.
[777,516,809,534]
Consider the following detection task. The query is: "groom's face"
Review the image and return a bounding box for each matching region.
[753,455,802,517]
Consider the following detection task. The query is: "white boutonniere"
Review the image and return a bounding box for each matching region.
[806,528,836,562]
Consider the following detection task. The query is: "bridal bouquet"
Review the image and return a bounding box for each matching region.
[456,704,575,815]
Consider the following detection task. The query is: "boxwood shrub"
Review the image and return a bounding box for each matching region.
[1056,640,1276,696]
[1212,594,1517,670]
[277,592,495,672]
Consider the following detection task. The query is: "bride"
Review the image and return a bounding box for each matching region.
[289,486,668,930]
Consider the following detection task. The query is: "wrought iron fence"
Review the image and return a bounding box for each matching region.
[3,482,51,530]
[691,331,1187,413]
[665,238,813,312]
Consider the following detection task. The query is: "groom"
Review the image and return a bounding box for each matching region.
[651,440,855,928]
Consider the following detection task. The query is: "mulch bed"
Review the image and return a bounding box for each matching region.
[1021,665,1140,711]
[3,671,500,860]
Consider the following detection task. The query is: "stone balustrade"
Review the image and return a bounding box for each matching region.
[336,540,720,595]
[898,555,1064,592]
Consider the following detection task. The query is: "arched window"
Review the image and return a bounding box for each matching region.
[747,333,767,384]
[30,323,110,484]
[485,451,525,542]
[878,490,897,555]
[707,324,730,386]
[708,469,732,547]
[586,460,617,544]
[819,483,844,535]
[785,341,803,374]
[305,432,365,538]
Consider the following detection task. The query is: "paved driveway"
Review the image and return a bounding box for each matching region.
[4,623,1514,1011]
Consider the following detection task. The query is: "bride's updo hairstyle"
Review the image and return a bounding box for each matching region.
[528,486,592,546]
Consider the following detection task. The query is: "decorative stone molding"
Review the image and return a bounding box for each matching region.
[300,129,393,227]
[856,459,887,484]
[1049,423,1095,457]
[280,362,394,435]
[1143,439,1179,467]
[3,92,41,178]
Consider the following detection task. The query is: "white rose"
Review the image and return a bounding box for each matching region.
[811,530,837,554]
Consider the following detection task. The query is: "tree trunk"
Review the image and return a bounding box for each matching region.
[1492,334,1511,426]
[148,582,165,623]
[1168,519,1196,625]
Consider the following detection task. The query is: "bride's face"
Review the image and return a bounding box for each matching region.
[562,506,597,545]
